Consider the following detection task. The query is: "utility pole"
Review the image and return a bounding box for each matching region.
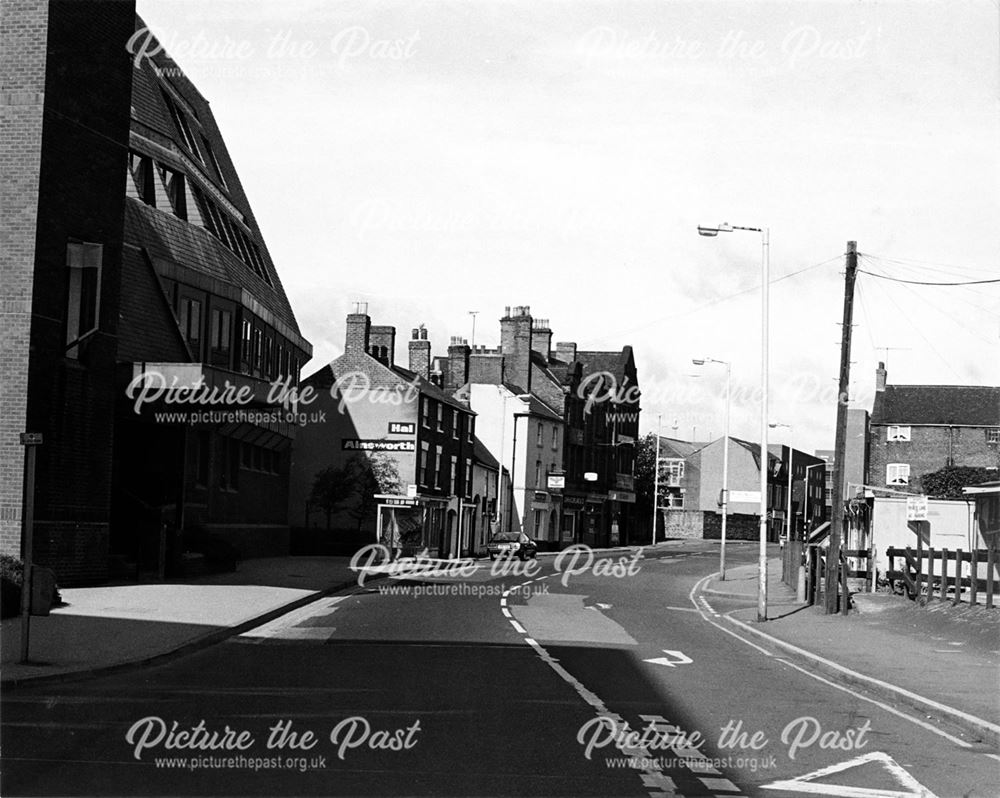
[652,416,661,545]
[827,241,857,614]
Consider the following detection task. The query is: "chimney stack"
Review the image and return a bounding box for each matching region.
[408,325,431,380]
[499,305,532,393]
[369,325,396,367]
[555,341,577,362]
[876,361,887,392]
[446,336,471,391]
[531,318,552,359]
[345,308,371,355]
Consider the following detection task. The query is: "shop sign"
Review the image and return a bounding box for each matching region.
[388,422,415,435]
[343,439,415,452]
[381,496,420,507]
[608,490,636,503]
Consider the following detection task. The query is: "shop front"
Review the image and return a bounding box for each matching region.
[374,494,448,557]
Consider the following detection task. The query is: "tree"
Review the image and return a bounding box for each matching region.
[919,465,996,499]
[309,465,354,529]
[347,453,402,532]
[634,432,659,512]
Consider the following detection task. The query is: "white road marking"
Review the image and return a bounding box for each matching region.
[642,650,694,668]
[689,572,976,749]
[761,750,938,797]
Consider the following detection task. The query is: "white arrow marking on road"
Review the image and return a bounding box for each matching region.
[642,649,693,667]
[761,751,937,797]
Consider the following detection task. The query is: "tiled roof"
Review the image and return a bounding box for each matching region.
[304,353,473,414]
[129,15,304,340]
[472,436,500,470]
[575,348,631,379]
[871,385,1000,426]
[500,383,562,421]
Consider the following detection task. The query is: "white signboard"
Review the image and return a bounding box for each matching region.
[547,474,565,490]
[729,490,762,504]
[906,495,928,521]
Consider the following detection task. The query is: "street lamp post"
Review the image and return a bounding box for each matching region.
[692,357,731,580]
[699,222,769,621]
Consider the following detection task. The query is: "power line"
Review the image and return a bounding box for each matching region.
[856,256,1000,286]
[863,270,964,380]
[861,253,999,276]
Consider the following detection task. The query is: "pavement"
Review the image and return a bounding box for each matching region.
[3,545,999,754]
[1,556,370,687]
[700,557,1000,749]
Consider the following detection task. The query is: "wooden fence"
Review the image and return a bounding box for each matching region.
[885,546,999,607]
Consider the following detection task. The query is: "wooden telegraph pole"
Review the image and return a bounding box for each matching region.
[826,241,857,614]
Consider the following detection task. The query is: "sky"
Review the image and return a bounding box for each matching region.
[135,0,1000,455]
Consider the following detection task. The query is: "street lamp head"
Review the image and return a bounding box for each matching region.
[697,226,719,237]
[691,358,705,365]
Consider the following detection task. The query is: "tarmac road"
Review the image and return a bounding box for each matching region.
[2,542,997,796]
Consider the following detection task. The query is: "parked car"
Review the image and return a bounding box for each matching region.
[487,532,538,561]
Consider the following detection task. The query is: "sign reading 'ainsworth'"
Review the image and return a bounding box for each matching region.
[342,439,415,452]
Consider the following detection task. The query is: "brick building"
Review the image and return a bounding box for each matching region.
[868,363,1000,494]
[1,5,312,583]
[463,306,640,548]
[288,311,478,558]
[656,437,825,543]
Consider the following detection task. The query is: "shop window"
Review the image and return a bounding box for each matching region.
[65,241,102,359]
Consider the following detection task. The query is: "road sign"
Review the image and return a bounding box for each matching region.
[761,751,937,797]
[642,649,693,668]
[906,495,928,521]
[729,490,761,504]
[19,433,43,446]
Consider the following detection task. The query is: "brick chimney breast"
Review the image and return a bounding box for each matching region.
[409,325,431,380]
[345,313,370,355]
[876,361,887,392]
[556,342,577,362]
[369,325,396,366]
[499,305,532,392]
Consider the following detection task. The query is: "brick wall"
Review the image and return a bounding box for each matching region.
[0,0,49,555]
[662,509,703,539]
[703,511,759,541]
[869,424,1000,493]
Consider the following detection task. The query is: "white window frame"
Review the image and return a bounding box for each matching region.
[886,463,910,486]
[436,403,443,432]
[662,458,685,487]
[987,428,1000,445]
[887,425,911,442]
